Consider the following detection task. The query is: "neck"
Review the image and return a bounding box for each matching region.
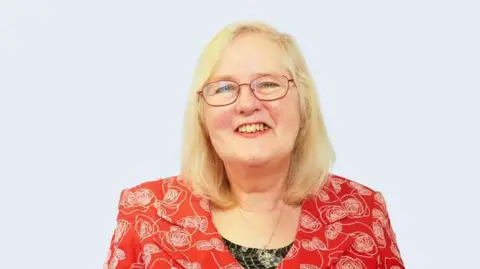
[224,158,290,212]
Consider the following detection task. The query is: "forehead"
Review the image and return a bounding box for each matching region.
[210,34,289,82]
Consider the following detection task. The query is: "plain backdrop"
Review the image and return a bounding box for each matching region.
[1,1,479,268]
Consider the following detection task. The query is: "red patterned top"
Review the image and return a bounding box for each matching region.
[104,174,405,269]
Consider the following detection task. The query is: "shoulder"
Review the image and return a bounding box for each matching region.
[105,176,210,268]
[328,173,376,192]
[116,175,199,218]
[308,173,389,217]
[119,175,191,199]
[323,173,384,202]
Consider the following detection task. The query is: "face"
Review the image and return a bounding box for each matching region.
[203,34,301,167]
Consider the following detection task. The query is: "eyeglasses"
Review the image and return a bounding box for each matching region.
[197,74,295,107]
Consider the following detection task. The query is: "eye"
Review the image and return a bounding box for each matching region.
[258,81,280,88]
[215,84,234,94]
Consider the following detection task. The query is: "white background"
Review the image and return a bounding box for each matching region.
[1,1,479,268]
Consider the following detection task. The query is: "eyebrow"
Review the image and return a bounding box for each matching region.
[207,72,287,83]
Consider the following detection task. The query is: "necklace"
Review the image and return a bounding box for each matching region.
[237,203,285,250]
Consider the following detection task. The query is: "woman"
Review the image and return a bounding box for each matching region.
[104,21,405,269]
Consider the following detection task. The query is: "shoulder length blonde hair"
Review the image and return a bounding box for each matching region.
[180,20,335,209]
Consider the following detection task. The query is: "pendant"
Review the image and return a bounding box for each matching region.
[258,249,281,267]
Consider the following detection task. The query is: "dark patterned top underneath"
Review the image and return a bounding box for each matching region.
[222,237,293,269]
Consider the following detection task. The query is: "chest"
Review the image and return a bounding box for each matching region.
[211,205,302,249]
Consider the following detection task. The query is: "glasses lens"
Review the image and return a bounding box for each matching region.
[251,75,288,100]
[203,81,238,106]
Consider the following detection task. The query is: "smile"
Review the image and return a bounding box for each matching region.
[236,123,270,133]
[234,122,271,138]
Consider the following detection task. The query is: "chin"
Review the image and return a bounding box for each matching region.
[238,154,273,167]
[219,152,270,167]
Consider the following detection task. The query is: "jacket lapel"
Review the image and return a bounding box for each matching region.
[280,177,356,269]
[150,178,239,268]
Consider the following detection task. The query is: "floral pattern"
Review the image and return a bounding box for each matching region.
[104,174,405,268]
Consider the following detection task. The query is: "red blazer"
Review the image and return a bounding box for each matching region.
[104,175,405,269]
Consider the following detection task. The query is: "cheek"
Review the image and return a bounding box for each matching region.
[205,108,233,135]
[267,100,301,130]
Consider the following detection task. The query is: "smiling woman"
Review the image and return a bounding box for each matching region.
[104,20,405,269]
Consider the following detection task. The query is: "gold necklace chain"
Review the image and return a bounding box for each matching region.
[237,203,285,250]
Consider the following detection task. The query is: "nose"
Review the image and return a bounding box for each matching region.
[234,84,262,115]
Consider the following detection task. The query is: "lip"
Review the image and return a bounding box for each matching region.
[234,121,270,131]
[234,121,271,138]
[234,128,270,138]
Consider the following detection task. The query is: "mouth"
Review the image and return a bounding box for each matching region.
[235,122,270,134]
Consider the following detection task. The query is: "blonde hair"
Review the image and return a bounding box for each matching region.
[180,20,335,208]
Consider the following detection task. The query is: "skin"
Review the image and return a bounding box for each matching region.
[203,33,302,249]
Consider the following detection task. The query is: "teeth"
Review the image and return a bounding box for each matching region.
[238,123,269,133]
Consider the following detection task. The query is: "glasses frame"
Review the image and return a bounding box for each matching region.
[197,74,295,107]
